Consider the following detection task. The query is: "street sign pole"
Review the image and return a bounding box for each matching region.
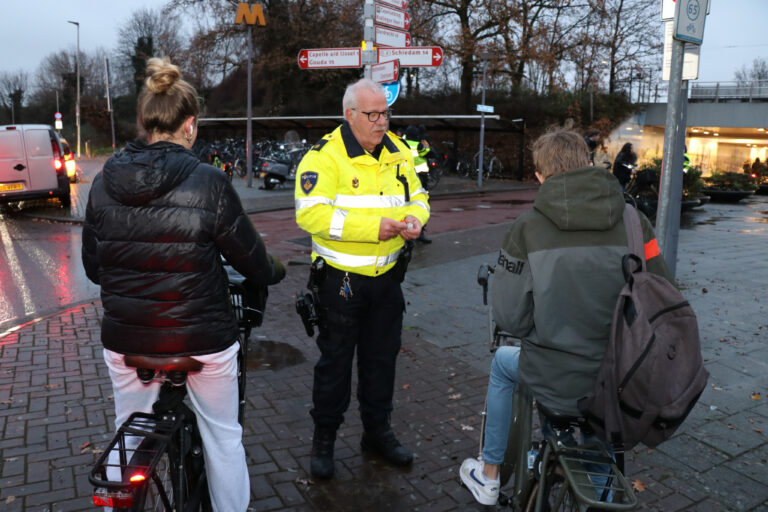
[363,0,376,79]
[658,0,706,277]
[477,57,489,188]
[247,25,254,188]
[104,58,116,154]
[234,2,267,188]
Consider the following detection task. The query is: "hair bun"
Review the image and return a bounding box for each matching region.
[145,57,181,94]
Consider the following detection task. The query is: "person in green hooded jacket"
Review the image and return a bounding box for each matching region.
[459,129,672,506]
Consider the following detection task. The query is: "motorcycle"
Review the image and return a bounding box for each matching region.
[259,142,310,190]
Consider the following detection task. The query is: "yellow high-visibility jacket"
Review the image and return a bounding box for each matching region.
[295,123,430,277]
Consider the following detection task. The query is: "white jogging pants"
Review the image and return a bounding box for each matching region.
[103,343,250,512]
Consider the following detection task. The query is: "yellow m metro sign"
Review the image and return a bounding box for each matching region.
[235,3,267,26]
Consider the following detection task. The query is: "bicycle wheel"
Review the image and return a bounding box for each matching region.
[489,157,504,179]
[126,436,177,512]
[426,166,442,189]
[133,449,176,511]
[456,159,474,178]
[525,468,579,512]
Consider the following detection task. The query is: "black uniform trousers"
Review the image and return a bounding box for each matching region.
[310,265,405,433]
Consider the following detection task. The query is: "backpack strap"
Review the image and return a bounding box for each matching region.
[622,204,646,271]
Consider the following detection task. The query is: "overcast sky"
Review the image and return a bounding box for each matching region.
[1,0,766,84]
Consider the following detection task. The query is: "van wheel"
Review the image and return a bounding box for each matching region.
[60,195,72,208]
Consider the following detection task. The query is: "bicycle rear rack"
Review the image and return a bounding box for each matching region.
[90,412,182,504]
[542,440,638,510]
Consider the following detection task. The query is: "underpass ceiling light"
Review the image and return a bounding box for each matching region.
[703,131,710,134]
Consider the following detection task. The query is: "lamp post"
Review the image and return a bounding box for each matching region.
[477,52,492,188]
[67,20,80,158]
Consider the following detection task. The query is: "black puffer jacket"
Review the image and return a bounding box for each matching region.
[82,140,283,356]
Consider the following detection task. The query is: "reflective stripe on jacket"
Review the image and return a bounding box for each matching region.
[404,138,430,174]
[295,123,430,276]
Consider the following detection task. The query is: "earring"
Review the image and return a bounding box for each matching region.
[185,126,193,144]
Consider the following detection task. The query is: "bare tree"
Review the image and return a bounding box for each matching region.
[409,0,504,111]
[735,57,768,82]
[114,7,185,95]
[0,70,29,123]
[590,0,661,94]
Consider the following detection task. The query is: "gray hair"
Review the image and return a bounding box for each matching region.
[342,79,386,115]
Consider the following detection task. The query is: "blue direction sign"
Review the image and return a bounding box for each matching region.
[382,80,400,107]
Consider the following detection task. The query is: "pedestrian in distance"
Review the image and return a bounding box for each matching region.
[294,78,430,480]
[82,56,286,511]
[584,128,600,165]
[459,129,671,506]
[612,142,637,189]
[403,124,433,243]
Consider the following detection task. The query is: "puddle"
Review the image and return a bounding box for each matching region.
[246,339,306,370]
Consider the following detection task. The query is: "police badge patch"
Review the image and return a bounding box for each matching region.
[301,172,318,194]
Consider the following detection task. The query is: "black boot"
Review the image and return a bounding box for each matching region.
[361,427,413,466]
[310,426,336,479]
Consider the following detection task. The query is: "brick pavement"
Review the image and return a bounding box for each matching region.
[2,183,768,511]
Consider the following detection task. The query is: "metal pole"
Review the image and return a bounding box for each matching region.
[246,25,254,188]
[68,21,80,158]
[477,58,488,188]
[657,38,686,277]
[105,58,116,154]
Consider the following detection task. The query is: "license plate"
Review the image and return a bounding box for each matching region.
[0,183,23,192]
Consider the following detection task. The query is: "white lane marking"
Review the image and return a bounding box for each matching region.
[0,222,36,315]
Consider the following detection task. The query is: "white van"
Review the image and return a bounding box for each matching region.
[0,124,71,207]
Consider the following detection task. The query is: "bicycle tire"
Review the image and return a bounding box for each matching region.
[122,435,176,512]
[131,448,176,511]
[525,471,580,512]
[489,157,504,179]
[426,167,442,189]
[456,159,474,179]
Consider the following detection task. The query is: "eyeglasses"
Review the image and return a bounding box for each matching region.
[351,108,392,122]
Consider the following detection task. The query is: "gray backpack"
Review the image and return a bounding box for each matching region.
[578,205,709,454]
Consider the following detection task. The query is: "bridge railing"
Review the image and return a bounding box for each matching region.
[689,80,768,102]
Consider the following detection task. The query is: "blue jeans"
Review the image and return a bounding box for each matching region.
[481,345,521,465]
[481,346,613,499]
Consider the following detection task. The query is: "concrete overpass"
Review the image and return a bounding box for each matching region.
[606,81,768,173]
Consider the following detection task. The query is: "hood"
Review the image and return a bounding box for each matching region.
[534,166,626,231]
[102,140,199,206]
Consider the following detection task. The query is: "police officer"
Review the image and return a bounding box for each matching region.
[294,79,430,480]
[403,125,433,243]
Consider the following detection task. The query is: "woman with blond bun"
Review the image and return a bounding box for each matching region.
[82,57,285,511]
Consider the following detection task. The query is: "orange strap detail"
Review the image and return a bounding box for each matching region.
[644,238,660,260]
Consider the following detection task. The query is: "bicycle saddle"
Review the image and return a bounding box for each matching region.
[536,402,589,431]
[124,355,204,373]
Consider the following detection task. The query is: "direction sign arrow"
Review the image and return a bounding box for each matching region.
[376,0,407,10]
[374,25,411,48]
[371,59,400,83]
[374,4,410,31]
[377,47,442,67]
[297,48,362,69]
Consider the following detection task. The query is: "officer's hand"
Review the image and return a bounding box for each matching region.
[379,217,407,241]
[401,215,422,240]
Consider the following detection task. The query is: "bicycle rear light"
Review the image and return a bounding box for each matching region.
[129,473,146,483]
[93,489,133,508]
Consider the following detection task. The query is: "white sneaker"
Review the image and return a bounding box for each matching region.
[460,457,500,506]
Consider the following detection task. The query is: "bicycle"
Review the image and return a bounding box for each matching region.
[474,146,505,180]
[89,267,266,511]
[475,264,638,511]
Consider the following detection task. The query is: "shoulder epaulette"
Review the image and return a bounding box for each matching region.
[311,137,330,152]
